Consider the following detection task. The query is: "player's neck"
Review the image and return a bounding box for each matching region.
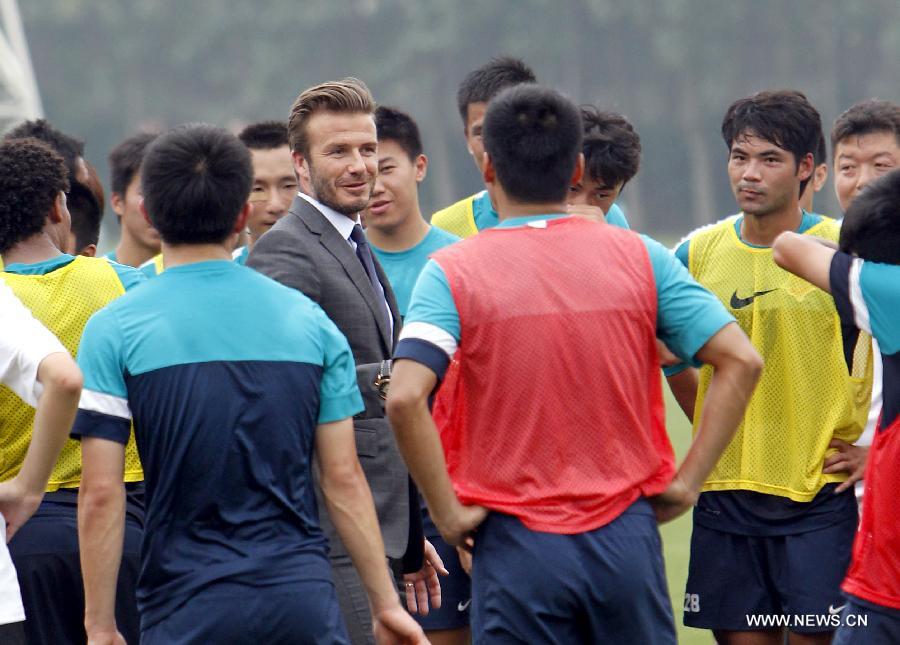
[116,235,158,268]
[496,199,568,222]
[741,203,804,247]
[162,243,233,268]
[2,234,64,266]
[366,209,429,252]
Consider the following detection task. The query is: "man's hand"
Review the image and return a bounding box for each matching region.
[456,541,473,576]
[402,539,449,615]
[824,439,868,493]
[649,474,698,524]
[436,504,489,549]
[86,628,126,645]
[373,605,428,644]
[0,478,43,542]
[566,203,606,222]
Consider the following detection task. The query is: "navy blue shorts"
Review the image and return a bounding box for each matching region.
[684,515,856,633]
[141,580,349,645]
[833,596,900,644]
[9,492,143,645]
[471,498,675,644]
[415,532,471,631]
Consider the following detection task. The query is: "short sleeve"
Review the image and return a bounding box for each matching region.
[71,308,132,444]
[642,235,735,367]
[0,283,67,406]
[316,308,364,424]
[605,204,630,230]
[832,252,900,355]
[395,259,460,380]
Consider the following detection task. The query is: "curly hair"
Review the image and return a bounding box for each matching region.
[0,138,70,253]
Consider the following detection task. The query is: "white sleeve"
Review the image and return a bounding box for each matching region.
[0,282,68,407]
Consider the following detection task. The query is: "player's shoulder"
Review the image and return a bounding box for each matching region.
[431,193,479,237]
[425,225,462,249]
[675,214,739,250]
[95,256,146,290]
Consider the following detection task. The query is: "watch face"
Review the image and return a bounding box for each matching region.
[375,375,390,400]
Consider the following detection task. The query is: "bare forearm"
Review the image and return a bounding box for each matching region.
[387,395,461,532]
[677,358,760,491]
[78,483,125,632]
[18,358,81,494]
[320,466,400,614]
[666,368,699,422]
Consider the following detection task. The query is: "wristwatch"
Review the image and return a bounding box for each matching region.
[374,359,391,400]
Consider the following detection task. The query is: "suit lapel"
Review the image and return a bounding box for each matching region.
[292,197,394,352]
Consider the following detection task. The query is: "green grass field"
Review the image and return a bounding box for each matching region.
[660,385,715,645]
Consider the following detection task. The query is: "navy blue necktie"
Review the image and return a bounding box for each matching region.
[349,225,390,328]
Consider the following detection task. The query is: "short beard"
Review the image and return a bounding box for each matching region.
[309,164,370,216]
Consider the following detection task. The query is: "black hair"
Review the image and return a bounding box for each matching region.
[141,124,252,245]
[108,131,159,197]
[580,107,642,189]
[483,84,582,204]
[4,119,84,187]
[456,57,536,126]
[67,182,101,250]
[238,120,289,150]
[0,138,69,253]
[722,89,822,195]
[374,106,423,160]
[839,168,900,265]
[831,99,900,150]
[814,132,827,166]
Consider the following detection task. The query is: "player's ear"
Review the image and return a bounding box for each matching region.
[139,197,153,228]
[293,151,311,191]
[797,152,814,182]
[233,202,252,234]
[482,153,495,186]
[414,154,428,183]
[570,153,585,188]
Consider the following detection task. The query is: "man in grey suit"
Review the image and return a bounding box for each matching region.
[248,78,430,644]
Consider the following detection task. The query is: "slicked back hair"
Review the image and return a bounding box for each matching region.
[839,168,900,265]
[108,131,159,197]
[238,120,289,150]
[287,78,375,157]
[0,138,69,253]
[483,84,582,204]
[831,99,900,150]
[580,106,641,189]
[141,124,252,245]
[722,89,822,195]
[456,57,536,126]
[374,106,423,160]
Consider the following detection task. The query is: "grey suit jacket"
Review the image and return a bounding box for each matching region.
[248,195,409,559]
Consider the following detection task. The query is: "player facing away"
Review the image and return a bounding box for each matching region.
[386,84,762,644]
[828,100,900,503]
[668,90,874,645]
[430,57,630,238]
[233,120,297,265]
[105,132,161,267]
[0,283,82,645]
[773,168,900,644]
[0,137,146,645]
[73,124,426,645]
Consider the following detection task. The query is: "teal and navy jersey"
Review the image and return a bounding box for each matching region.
[396,214,732,381]
[3,253,144,290]
[232,245,249,266]
[371,226,460,317]
[71,260,363,629]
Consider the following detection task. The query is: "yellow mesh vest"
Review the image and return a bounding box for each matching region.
[0,256,144,489]
[431,195,479,239]
[689,217,872,501]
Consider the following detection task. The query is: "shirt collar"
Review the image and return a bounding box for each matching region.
[297,191,360,241]
[496,213,570,229]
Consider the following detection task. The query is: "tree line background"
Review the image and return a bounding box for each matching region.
[19,0,900,247]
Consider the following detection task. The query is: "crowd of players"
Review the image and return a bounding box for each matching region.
[0,56,898,644]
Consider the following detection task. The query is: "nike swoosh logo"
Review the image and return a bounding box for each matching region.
[458,599,472,612]
[829,603,846,615]
[730,288,778,309]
